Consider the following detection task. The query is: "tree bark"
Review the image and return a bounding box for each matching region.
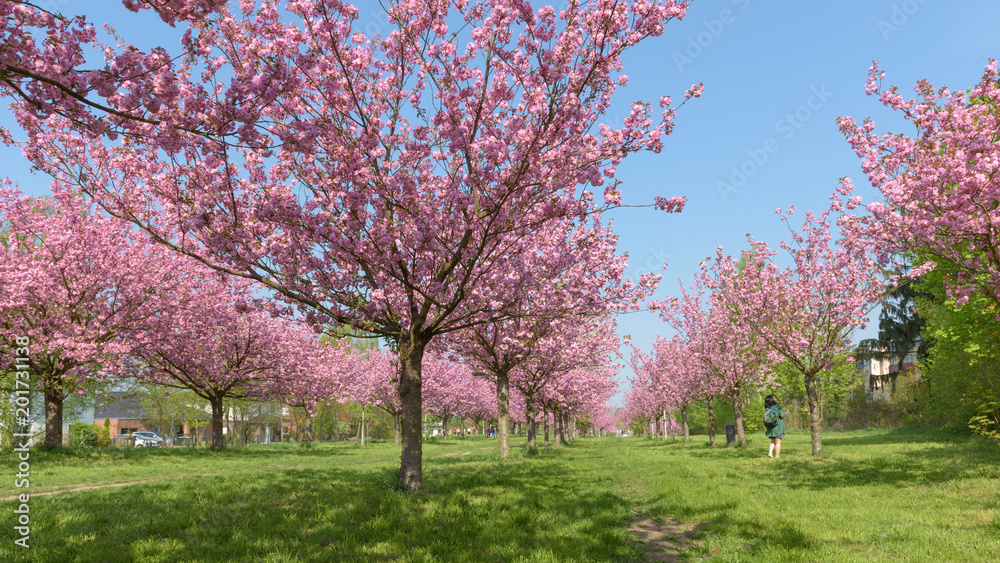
[209,394,226,452]
[525,395,537,455]
[360,404,367,447]
[398,334,428,491]
[441,414,450,438]
[682,406,690,442]
[543,406,549,452]
[732,398,746,447]
[496,369,511,461]
[552,408,561,448]
[558,410,567,445]
[707,400,716,446]
[42,372,65,450]
[804,370,823,455]
[393,413,401,444]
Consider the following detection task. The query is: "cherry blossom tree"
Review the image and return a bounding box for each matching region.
[422,352,478,438]
[448,215,649,458]
[839,60,1000,312]
[629,336,703,441]
[127,275,326,451]
[0,1,260,146]
[11,0,693,490]
[274,337,361,445]
[652,270,780,446]
[0,185,198,448]
[702,199,884,455]
[541,365,618,444]
[350,347,404,444]
[512,313,619,453]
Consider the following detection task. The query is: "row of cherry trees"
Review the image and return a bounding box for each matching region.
[0,184,624,455]
[626,190,885,455]
[2,0,691,489]
[625,60,1000,454]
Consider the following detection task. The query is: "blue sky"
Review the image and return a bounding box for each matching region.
[2,1,999,402]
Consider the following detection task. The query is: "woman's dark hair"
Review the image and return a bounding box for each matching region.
[764,395,777,409]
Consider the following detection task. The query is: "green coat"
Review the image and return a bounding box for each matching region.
[764,404,787,439]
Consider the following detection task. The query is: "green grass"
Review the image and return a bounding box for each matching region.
[1,430,998,562]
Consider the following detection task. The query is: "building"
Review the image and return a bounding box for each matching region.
[866,348,919,401]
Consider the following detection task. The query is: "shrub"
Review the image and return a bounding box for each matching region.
[969,397,1000,447]
[93,418,112,447]
[69,422,97,448]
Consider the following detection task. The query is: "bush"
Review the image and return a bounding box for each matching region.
[69,422,97,448]
[969,397,1000,447]
[830,391,908,430]
[93,418,112,447]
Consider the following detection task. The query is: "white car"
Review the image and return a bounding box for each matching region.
[132,431,164,447]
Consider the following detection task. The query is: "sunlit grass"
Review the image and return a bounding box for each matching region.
[1,430,997,561]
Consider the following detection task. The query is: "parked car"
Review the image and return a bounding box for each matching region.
[152,432,174,446]
[132,431,164,447]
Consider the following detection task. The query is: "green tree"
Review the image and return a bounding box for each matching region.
[856,265,930,398]
[769,356,865,430]
[914,261,1000,429]
[94,417,111,447]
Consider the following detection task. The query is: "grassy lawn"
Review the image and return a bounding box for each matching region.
[0,430,997,561]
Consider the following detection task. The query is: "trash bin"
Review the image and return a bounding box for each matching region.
[725,424,736,446]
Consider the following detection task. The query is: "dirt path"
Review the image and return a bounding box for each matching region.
[1,473,216,501]
[628,514,703,562]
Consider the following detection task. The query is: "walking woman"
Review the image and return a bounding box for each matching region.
[763,395,788,458]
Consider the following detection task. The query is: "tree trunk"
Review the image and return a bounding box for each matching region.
[707,400,716,446]
[42,372,65,450]
[804,370,823,455]
[552,409,561,448]
[496,369,511,461]
[304,416,313,448]
[681,406,690,442]
[732,397,746,447]
[543,406,550,452]
[209,394,226,452]
[394,413,401,444]
[223,403,230,446]
[558,409,567,445]
[398,335,428,491]
[360,404,367,447]
[525,395,537,455]
[441,415,450,438]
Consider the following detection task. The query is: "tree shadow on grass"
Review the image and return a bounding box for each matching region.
[639,430,995,492]
[819,428,968,448]
[2,449,647,562]
[638,496,815,558]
